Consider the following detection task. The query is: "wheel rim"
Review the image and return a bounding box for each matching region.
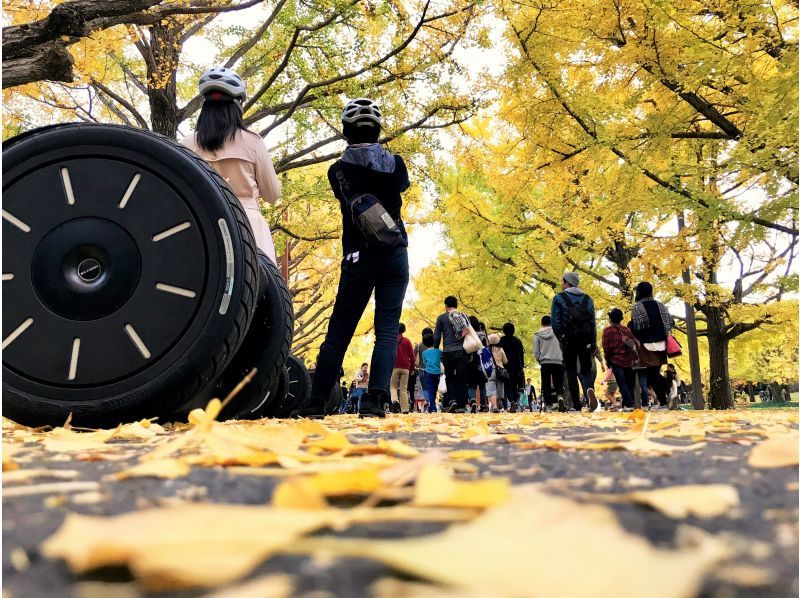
[3,155,208,388]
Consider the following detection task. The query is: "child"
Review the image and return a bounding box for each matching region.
[413,373,428,412]
[421,334,442,413]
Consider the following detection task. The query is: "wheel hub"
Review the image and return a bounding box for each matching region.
[31,217,141,321]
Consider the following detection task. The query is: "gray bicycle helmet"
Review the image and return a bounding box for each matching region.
[198,67,246,100]
[341,98,382,127]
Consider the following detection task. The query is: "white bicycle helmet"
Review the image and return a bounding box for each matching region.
[341,98,382,127]
[198,67,246,100]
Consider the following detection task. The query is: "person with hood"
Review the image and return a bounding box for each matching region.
[182,67,281,263]
[293,98,410,418]
[629,281,674,408]
[550,272,597,412]
[533,315,565,411]
[390,323,415,413]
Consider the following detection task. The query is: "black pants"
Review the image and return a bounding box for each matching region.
[309,247,409,406]
[441,350,469,408]
[540,363,565,405]
[562,343,592,410]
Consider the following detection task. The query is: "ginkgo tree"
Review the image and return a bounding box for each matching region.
[416,0,798,408]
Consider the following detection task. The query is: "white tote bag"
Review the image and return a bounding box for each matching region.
[463,326,483,354]
[438,374,448,394]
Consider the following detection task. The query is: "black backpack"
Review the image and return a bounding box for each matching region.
[561,292,594,345]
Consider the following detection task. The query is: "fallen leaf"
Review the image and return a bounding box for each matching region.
[3,469,80,483]
[272,478,329,509]
[626,485,740,519]
[748,434,799,468]
[41,505,336,591]
[296,488,730,597]
[115,459,190,480]
[3,444,19,471]
[448,450,484,461]
[204,574,293,598]
[4,481,100,497]
[413,465,509,509]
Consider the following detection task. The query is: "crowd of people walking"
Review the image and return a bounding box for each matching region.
[334,274,687,416]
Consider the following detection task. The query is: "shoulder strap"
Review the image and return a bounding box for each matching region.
[334,168,352,200]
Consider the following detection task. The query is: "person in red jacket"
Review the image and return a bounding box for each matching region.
[601,308,640,411]
[390,323,415,413]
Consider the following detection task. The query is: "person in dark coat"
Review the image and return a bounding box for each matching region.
[498,322,525,409]
[629,281,674,408]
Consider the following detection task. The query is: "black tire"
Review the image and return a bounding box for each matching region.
[325,384,344,415]
[2,123,258,427]
[259,366,290,418]
[192,252,294,420]
[262,354,309,418]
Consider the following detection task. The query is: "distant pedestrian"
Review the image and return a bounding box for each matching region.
[390,323,415,413]
[486,333,509,412]
[344,363,370,413]
[630,282,674,408]
[533,315,564,412]
[550,272,596,412]
[409,326,431,407]
[499,322,525,409]
[433,296,470,412]
[601,308,639,411]
[467,315,489,412]
[421,333,442,413]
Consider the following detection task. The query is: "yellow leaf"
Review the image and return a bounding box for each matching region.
[41,428,118,452]
[748,434,799,468]
[272,478,329,510]
[306,432,351,453]
[3,444,19,471]
[463,423,491,439]
[297,488,730,597]
[626,485,740,519]
[115,459,190,480]
[41,505,335,590]
[413,465,509,509]
[448,450,484,461]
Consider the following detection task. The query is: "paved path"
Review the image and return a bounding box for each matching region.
[2,409,798,597]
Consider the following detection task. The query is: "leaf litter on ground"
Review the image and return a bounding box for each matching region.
[2,405,796,594]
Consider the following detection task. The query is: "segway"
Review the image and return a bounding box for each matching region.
[2,123,293,427]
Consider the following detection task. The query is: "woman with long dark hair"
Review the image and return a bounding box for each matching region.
[182,67,281,263]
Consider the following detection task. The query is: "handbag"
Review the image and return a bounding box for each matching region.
[666,334,682,358]
[335,169,403,248]
[463,326,483,354]
[437,375,447,394]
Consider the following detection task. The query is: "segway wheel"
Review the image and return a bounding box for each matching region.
[2,124,258,427]
[193,252,293,421]
[325,384,344,415]
[262,354,309,418]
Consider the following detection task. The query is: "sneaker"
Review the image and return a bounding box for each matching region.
[358,391,387,418]
[621,407,634,412]
[509,404,518,413]
[470,402,478,414]
[557,396,566,413]
[447,401,459,413]
[587,388,598,412]
[390,401,401,414]
[290,401,326,419]
[668,396,679,410]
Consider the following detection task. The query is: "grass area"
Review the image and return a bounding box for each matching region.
[744,401,799,410]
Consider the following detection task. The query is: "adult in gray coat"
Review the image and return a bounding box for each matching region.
[533,315,564,410]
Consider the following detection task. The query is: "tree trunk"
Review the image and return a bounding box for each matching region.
[747,382,755,402]
[143,23,181,137]
[706,307,733,409]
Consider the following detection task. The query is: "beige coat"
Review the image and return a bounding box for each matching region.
[182,129,281,263]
